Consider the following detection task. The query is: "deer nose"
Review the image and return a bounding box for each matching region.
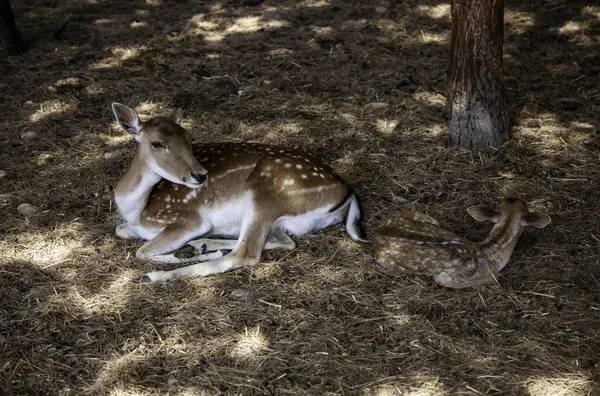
[191,171,207,184]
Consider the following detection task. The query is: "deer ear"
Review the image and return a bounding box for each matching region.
[112,103,143,138]
[521,212,551,228]
[467,205,501,223]
[169,108,182,125]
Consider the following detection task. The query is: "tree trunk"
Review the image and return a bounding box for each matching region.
[448,0,510,148]
[0,0,24,56]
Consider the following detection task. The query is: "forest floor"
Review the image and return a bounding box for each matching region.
[1,0,599,394]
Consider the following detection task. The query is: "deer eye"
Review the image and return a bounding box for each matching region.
[151,142,166,149]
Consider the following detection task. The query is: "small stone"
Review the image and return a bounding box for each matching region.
[230,288,250,299]
[48,86,58,93]
[237,89,253,96]
[167,378,178,386]
[263,79,274,86]
[375,6,389,14]
[25,100,34,105]
[20,131,37,140]
[0,194,10,206]
[365,102,389,110]
[104,151,121,160]
[17,203,41,217]
[0,170,6,178]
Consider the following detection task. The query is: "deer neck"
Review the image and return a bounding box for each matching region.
[114,153,162,225]
[477,216,524,272]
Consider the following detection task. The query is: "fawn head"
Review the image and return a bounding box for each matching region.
[467,198,551,229]
[112,103,208,188]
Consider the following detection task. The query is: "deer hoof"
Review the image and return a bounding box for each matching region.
[138,275,152,283]
[174,244,197,259]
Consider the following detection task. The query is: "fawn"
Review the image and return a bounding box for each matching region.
[373,198,551,288]
[111,103,366,282]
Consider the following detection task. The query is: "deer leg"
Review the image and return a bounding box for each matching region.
[139,208,275,282]
[186,227,296,253]
[135,221,221,264]
[116,223,140,240]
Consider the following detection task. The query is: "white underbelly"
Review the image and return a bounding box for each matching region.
[203,197,245,238]
[274,204,344,236]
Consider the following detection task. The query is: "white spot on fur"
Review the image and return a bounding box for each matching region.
[301,174,307,179]
[296,164,303,169]
[284,163,292,168]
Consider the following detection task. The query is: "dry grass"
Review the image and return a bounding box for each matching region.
[1,0,599,394]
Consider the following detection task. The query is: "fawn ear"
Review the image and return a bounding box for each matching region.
[521,212,551,228]
[112,103,143,139]
[169,108,182,125]
[467,205,501,223]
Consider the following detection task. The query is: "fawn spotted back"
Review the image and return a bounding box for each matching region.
[374,198,551,288]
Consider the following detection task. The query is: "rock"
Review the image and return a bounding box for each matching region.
[25,100,34,105]
[18,203,41,217]
[104,151,121,160]
[237,89,254,96]
[230,288,250,299]
[167,378,178,386]
[0,170,6,178]
[48,86,58,93]
[20,131,37,140]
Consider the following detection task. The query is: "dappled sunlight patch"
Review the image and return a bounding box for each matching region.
[416,4,450,20]
[311,26,334,36]
[230,326,269,361]
[184,13,289,42]
[525,374,593,396]
[366,379,448,396]
[299,0,331,8]
[94,18,114,25]
[29,100,75,122]
[91,46,145,70]
[505,10,535,35]
[2,225,88,266]
[35,152,58,166]
[55,77,81,88]
[249,261,283,280]
[227,16,289,34]
[275,121,304,137]
[416,31,448,44]
[90,351,150,393]
[583,5,600,20]
[84,83,105,96]
[559,20,583,34]
[412,92,446,108]
[130,21,147,29]
[375,119,400,135]
[313,265,347,284]
[107,388,150,396]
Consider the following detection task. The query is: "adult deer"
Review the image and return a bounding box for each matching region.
[111,103,366,282]
[374,198,551,288]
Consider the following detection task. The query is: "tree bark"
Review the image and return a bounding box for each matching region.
[0,0,24,56]
[448,0,510,148]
